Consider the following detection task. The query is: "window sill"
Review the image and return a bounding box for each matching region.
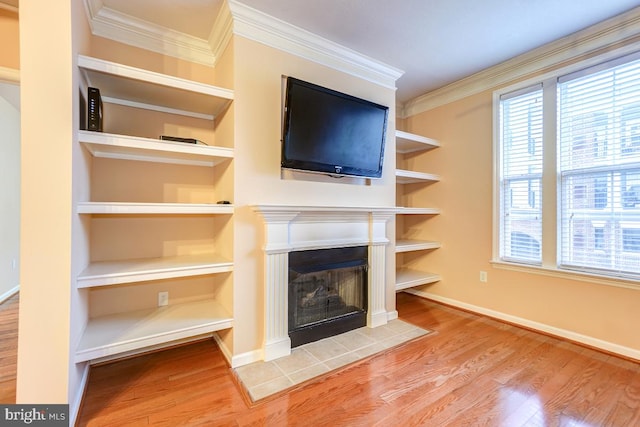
[490,260,640,291]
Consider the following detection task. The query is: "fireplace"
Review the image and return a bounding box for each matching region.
[253,205,395,361]
[288,246,367,347]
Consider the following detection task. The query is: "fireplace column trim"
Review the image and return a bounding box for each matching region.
[368,211,395,328]
[256,211,298,361]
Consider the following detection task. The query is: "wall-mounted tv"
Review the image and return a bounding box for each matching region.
[281,77,389,179]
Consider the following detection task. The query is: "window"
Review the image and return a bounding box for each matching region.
[498,86,543,263]
[558,56,640,277]
[622,228,640,252]
[496,52,640,281]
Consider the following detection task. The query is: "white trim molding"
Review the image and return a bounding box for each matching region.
[404,289,640,362]
[401,7,640,118]
[0,66,19,84]
[229,348,263,369]
[227,1,403,90]
[68,363,89,427]
[81,0,403,89]
[83,0,216,67]
[208,0,234,60]
[0,285,18,304]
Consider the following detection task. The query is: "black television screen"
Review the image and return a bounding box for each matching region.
[281,77,389,179]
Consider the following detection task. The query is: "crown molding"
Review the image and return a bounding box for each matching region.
[83,0,217,67]
[81,0,401,88]
[401,7,640,118]
[0,66,19,84]
[208,1,234,60]
[227,0,403,90]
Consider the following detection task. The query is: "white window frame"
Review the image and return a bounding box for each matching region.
[492,49,640,290]
[497,84,544,265]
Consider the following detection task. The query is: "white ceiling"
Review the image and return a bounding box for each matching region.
[76,0,640,102]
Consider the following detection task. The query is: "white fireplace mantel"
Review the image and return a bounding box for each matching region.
[253,205,395,361]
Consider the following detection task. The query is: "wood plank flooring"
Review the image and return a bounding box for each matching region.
[2,292,640,425]
[0,293,18,403]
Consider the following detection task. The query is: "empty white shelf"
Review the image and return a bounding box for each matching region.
[78,55,233,119]
[396,169,441,184]
[396,130,440,154]
[77,202,233,215]
[75,298,233,363]
[77,253,233,288]
[79,131,233,167]
[396,240,441,253]
[395,207,441,215]
[396,268,441,291]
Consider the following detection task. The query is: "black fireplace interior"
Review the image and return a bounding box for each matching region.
[288,246,368,348]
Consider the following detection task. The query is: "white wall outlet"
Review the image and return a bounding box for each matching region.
[479,271,488,283]
[11,259,16,270]
[158,291,169,307]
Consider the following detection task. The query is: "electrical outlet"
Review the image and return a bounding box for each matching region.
[11,259,16,270]
[158,291,169,307]
[479,271,488,283]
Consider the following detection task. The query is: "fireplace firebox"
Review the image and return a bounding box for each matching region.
[288,246,368,347]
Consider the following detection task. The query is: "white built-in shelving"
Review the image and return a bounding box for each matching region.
[74,55,235,363]
[77,55,233,120]
[76,253,233,288]
[77,201,234,215]
[78,131,233,167]
[395,268,442,291]
[396,130,440,153]
[395,207,441,215]
[395,239,441,253]
[395,129,442,291]
[395,169,441,184]
[75,298,233,363]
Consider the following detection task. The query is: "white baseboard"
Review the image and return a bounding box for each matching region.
[230,348,263,369]
[0,285,19,304]
[211,332,235,367]
[387,310,399,321]
[404,289,640,362]
[211,332,263,368]
[368,309,389,328]
[69,363,90,427]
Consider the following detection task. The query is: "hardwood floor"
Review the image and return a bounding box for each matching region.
[2,292,638,425]
[76,293,640,426]
[0,293,18,404]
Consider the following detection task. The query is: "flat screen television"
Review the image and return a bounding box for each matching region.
[281,77,389,179]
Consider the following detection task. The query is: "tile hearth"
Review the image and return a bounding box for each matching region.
[234,319,432,402]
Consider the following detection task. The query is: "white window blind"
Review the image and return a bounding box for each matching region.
[499,86,543,263]
[558,55,640,278]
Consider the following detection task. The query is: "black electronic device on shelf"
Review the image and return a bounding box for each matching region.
[160,135,208,145]
[87,87,103,132]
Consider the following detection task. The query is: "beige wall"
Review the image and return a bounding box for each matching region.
[18,0,74,403]
[231,35,397,357]
[90,36,218,86]
[403,87,640,353]
[0,8,19,70]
